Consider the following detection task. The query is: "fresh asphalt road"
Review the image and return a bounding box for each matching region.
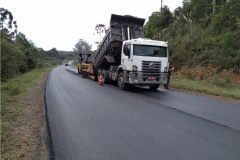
[46,66,240,160]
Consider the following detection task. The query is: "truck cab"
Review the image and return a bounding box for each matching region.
[118,38,172,90]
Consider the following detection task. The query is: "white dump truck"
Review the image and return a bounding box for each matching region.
[78,14,172,90]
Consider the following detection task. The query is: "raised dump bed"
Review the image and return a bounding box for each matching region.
[94,14,145,71]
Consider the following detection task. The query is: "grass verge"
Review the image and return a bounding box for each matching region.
[1,67,54,159]
[1,67,52,104]
[170,76,240,100]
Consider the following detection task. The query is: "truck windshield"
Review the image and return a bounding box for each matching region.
[133,45,167,57]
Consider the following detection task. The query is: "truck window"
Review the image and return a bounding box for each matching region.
[133,45,167,57]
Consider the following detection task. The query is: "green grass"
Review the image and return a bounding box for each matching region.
[171,76,240,100]
[1,67,54,156]
[1,67,54,103]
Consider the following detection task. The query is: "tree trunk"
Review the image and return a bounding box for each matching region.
[212,0,216,15]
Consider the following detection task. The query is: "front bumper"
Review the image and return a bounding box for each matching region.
[125,71,168,85]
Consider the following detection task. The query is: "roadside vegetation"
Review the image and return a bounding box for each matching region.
[1,8,74,81]
[1,8,74,159]
[144,0,240,99]
[1,67,54,159]
[170,74,240,100]
[169,65,240,101]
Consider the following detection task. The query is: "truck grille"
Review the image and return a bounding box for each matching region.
[142,61,161,81]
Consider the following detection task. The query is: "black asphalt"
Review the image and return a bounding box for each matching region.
[46,66,240,160]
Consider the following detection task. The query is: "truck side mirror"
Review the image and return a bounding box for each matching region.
[169,47,173,56]
[123,43,131,58]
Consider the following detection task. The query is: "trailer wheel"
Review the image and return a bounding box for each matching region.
[118,72,129,90]
[102,70,109,84]
[149,84,159,90]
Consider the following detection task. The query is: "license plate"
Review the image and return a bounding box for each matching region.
[148,76,155,80]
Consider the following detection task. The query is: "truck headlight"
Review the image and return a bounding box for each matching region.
[133,65,138,71]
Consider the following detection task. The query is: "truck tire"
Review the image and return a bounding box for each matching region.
[102,70,109,84]
[98,69,103,81]
[118,72,129,90]
[149,84,159,90]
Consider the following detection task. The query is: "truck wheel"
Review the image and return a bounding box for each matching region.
[102,70,109,84]
[81,69,84,78]
[149,84,159,90]
[118,72,129,90]
[98,69,103,81]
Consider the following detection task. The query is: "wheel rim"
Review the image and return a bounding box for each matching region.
[119,76,123,87]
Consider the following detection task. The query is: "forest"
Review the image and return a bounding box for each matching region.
[0,8,74,81]
[1,1,240,81]
[144,0,240,78]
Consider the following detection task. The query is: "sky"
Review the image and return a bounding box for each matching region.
[1,0,183,51]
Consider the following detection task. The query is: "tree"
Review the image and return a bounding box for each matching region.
[46,48,59,58]
[95,24,106,45]
[73,39,94,64]
[174,7,182,17]
[58,51,75,60]
[74,39,92,55]
[144,22,154,39]
[160,6,174,29]
[212,0,216,15]
[0,8,18,40]
[144,6,173,40]
[1,38,27,79]
[16,32,39,70]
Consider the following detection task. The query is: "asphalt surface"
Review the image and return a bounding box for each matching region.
[46,65,240,160]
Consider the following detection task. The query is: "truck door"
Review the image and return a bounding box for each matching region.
[122,42,131,70]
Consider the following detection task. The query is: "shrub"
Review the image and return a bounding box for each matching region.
[1,39,27,80]
[182,67,195,80]
[211,72,232,88]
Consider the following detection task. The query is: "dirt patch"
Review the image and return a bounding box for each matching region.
[3,71,51,159]
[231,73,240,86]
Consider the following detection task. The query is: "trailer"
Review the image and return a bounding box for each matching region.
[78,14,172,90]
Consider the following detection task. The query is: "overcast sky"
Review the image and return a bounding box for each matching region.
[2,0,182,51]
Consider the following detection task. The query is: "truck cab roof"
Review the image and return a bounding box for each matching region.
[127,38,168,47]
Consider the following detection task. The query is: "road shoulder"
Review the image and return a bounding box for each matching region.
[165,86,240,104]
[2,70,51,159]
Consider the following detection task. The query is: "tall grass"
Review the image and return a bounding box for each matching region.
[1,67,54,155]
[171,76,240,100]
